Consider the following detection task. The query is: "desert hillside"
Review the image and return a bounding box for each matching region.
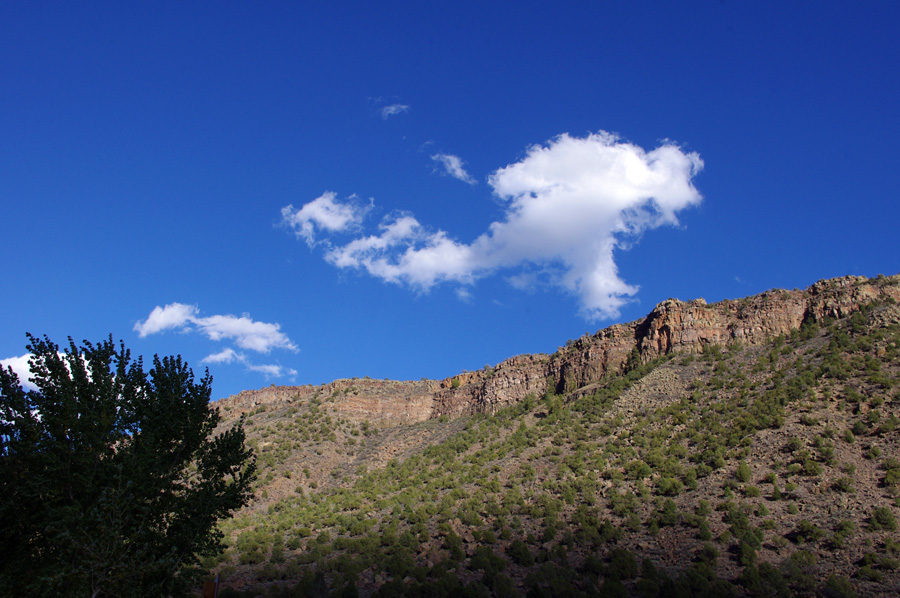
[209,274,900,597]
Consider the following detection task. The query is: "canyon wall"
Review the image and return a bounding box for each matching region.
[217,378,439,425]
[217,274,900,424]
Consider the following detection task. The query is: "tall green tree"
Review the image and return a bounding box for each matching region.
[0,334,255,597]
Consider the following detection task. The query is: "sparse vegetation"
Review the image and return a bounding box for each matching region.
[201,276,900,596]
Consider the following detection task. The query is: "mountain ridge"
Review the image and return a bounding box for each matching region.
[209,272,900,597]
[218,274,900,424]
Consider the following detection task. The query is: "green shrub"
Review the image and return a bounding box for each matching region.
[443,532,465,561]
[625,460,652,480]
[736,461,752,483]
[794,520,824,544]
[830,520,856,549]
[869,507,898,531]
[856,564,882,582]
[470,546,506,574]
[606,548,638,580]
[885,469,900,488]
[657,476,684,496]
[698,519,712,541]
[823,575,857,598]
[802,459,823,477]
[833,476,855,493]
[507,539,534,567]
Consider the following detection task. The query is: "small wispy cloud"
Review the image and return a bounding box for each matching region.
[455,287,473,302]
[245,362,297,379]
[201,348,297,380]
[202,348,239,364]
[431,153,476,185]
[380,104,409,119]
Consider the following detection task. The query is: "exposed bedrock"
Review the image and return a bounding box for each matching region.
[217,274,900,423]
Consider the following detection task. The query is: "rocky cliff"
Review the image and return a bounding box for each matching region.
[218,378,439,425]
[217,274,900,424]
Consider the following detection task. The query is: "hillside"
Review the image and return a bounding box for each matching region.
[209,274,900,597]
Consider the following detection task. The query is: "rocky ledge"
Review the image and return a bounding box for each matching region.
[217,274,900,425]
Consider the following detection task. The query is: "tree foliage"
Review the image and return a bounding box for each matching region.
[0,334,256,598]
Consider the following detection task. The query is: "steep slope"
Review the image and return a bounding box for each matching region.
[209,274,900,597]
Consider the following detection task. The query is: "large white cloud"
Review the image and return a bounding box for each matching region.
[282,131,702,319]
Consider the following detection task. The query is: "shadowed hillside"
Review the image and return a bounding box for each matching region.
[208,274,900,597]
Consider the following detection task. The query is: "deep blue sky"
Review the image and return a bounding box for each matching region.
[3,1,898,399]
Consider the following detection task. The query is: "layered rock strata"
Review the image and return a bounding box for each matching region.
[218,378,439,425]
[217,274,900,424]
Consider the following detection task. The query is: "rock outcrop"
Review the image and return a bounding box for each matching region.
[218,378,439,426]
[217,274,900,423]
[431,274,900,418]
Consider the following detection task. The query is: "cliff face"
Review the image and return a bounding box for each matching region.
[217,274,900,423]
[432,274,900,417]
[217,378,439,426]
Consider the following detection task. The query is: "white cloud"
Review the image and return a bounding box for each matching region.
[281,192,367,247]
[431,153,476,185]
[245,362,298,379]
[1,353,37,391]
[133,302,197,336]
[455,287,473,302]
[323,219,477,290]
[192,313,297,353]
[380,104,410,119]
[506,271,539,291]
[283,131,702,320]
[1,351,73,392]
[136,303,297,355]
[201,349,297,380]
[201,348,239,364]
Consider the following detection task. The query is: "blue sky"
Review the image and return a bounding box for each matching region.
[2,1,898,400]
